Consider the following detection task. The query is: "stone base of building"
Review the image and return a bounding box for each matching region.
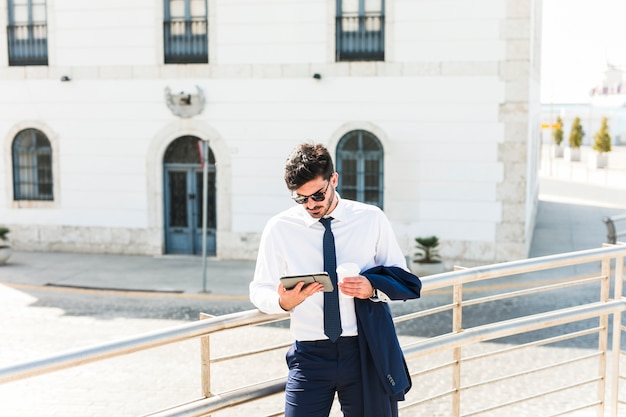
[6,224,528,267]
[8,225,163,256]
[6,224,265,260]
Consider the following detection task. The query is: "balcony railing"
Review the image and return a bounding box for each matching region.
[336,15,384,61]
[163,19,208,64]
[7,23,48,66]
[1,244,625,416]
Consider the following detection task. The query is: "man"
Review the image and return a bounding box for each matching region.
[249,143,421,417]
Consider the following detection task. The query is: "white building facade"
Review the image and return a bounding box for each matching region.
[0,0,542,267]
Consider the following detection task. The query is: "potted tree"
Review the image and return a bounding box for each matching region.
[0,227,11,265]
[590,116,612,169]
[552,116,564,158]
[410,235,445,276]
[565,116,584,161]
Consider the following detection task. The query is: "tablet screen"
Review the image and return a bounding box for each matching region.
[279,272,334,292]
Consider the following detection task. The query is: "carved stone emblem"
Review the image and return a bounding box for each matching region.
[165,85,205,118]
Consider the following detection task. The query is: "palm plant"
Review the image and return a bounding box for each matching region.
[0,227,9,248]
[414,236,441,264]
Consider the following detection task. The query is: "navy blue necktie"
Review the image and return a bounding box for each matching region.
[320,217,342,342]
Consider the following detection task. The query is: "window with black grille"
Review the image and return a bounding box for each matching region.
[336,0,385,62]
[164,0,208,64]
[7,0,48,66]
[12,129,53,201]
[336,130,384,209]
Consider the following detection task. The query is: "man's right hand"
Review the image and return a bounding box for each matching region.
[278,281,324,311]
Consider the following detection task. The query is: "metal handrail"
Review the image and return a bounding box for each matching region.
[335,14,385,61]
[143,377,287,417]
[423,244,626,291]
[163,19,208,64]
[1,244,625,416]
[0,310,287,385]
[604,213,626,244]
[147,300,626,417]
[462,327,603,362]
[7,23,48,66]
[402,299,625,358]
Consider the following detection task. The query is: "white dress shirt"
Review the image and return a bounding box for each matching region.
[249,196,408,341]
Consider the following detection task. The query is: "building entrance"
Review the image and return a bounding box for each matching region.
[163,136,216,255]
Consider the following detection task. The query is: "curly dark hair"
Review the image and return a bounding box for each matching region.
[284,143,335,190]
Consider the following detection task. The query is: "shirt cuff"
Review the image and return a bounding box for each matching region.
[369,288,390,302]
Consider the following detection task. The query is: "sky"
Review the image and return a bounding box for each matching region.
[540,0,626,103]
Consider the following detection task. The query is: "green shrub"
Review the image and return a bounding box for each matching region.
[568,117,584,148]
[552,116,563,146]
[593,117,612,153]
[414,236,441,263]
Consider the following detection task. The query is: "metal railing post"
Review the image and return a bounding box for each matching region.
[597,255,612,417]
[200,313,215,399]
[452,265,466,417]
[604,217,617,244]
[610,253,625,417]
[603,214,626,245]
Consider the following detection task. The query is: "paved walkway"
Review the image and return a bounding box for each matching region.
[0,252,256,296]
[0,144,625,416]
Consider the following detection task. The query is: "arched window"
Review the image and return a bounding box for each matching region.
[163,136,215,164]
[336,130,384,209]
[12,128,53,200]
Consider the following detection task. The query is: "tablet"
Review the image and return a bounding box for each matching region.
[280,272,334,292]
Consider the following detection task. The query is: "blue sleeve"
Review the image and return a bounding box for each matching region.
[361,265,421,301]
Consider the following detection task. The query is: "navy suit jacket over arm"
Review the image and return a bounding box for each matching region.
[356,266,421,417]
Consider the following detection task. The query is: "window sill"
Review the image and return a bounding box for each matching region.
[12,200,56,209]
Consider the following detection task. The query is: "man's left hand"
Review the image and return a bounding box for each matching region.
[338,276,375,299]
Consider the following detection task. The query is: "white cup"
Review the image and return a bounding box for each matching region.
[336,263,360,299]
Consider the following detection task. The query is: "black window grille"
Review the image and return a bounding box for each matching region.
[164,0,208,64]
[7,0,48,66]
[336,130,384,209]
[12,129,53,201]
[336,0,384,61]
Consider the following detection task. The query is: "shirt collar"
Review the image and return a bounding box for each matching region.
[301,193,346,228]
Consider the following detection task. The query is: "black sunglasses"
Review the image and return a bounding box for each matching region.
[292,181,331,204]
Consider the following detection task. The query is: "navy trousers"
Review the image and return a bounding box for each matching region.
[285,336,363,417]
